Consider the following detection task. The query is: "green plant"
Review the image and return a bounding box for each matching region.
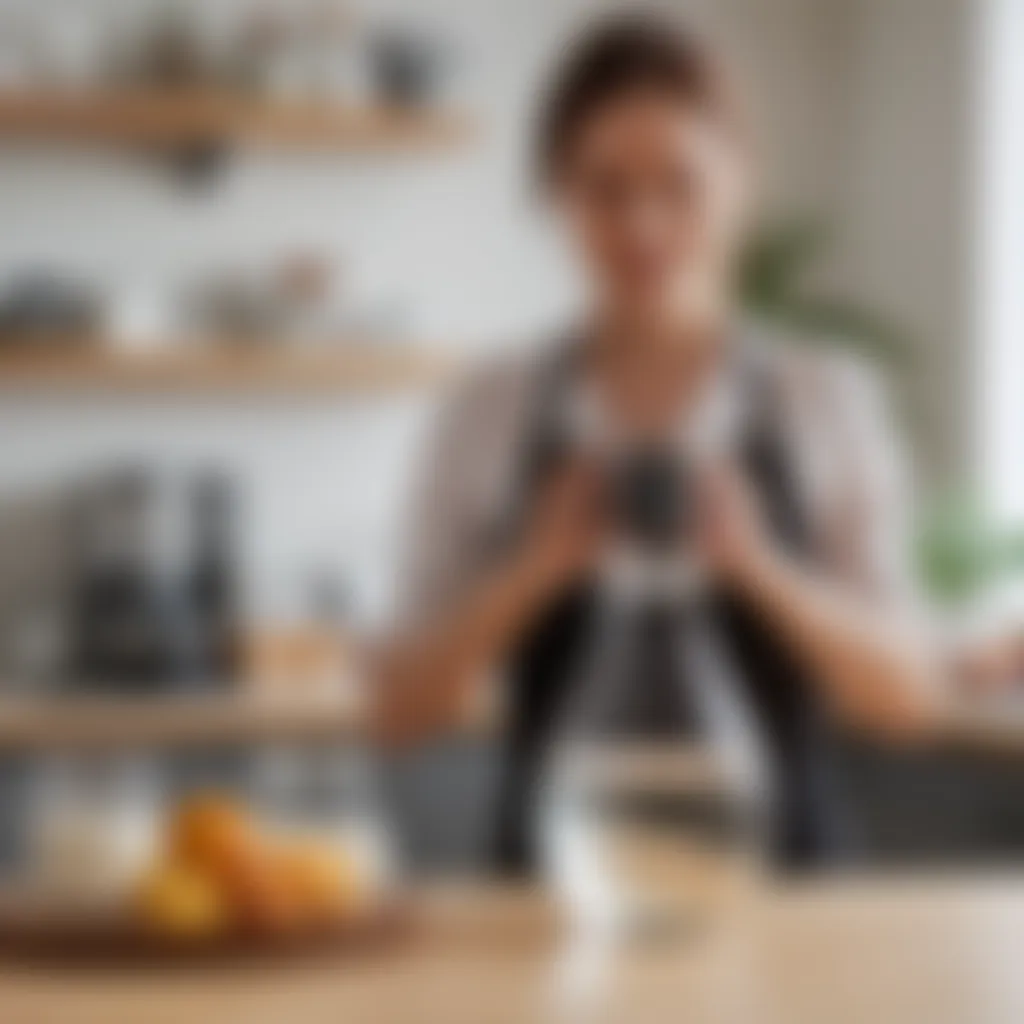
[740,220,1024,602]
[916,494,1024,604]
[739,219,910,367]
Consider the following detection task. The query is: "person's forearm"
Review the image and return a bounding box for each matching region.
[734,552,940,739]
[372,552,561,744]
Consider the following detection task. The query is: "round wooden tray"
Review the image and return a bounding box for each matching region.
[0,896,412,969]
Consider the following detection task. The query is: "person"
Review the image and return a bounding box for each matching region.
[373,12,938,872]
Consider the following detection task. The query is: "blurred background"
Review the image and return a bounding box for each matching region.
[0,0,1021,875]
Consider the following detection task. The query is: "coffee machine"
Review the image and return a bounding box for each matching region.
[66,465,240,694]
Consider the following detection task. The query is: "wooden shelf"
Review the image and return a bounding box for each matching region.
[0,686,497,751]
[0,693,365,751]
[0,90,475,151]
[0,344,454,396]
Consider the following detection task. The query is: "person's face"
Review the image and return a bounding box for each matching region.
[555,91,752,331]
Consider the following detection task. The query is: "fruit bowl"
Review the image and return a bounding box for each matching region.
[0,792,406,968]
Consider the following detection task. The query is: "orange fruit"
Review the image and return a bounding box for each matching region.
[272,840,361,926]
[169,794,258,876]
[136,861,229,941]
[222,847,306,937]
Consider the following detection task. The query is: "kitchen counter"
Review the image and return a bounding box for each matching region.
[2,876,1024,1024]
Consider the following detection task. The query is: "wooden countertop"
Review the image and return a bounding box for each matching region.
[2,876,1024,1023]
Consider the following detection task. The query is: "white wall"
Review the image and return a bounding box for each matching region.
[976,0,1024,521]
[0,0,586,622]
[0,0,953,620]
[826,0,977,487]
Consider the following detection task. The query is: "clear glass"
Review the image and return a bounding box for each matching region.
[26,753,161,914]
[249,744,397,902]
[539,594,768,947]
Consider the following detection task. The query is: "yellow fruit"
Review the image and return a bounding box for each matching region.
[154,794,369,940]
[273,841,361,925]
[136,862,229,941]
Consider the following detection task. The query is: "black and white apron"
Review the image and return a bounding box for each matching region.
[491,338,854,874]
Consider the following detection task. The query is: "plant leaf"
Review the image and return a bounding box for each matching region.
[739,220,833,303]
[747,295,910,367]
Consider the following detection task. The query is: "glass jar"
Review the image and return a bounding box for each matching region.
[249,744,396,903]
[26,752,161,913]
[538,593,768,946]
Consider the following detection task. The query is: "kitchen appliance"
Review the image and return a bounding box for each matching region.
[67,465,240,693]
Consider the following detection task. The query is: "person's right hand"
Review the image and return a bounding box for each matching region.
[518,460,607,596]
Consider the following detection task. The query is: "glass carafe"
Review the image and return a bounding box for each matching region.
[27,753,161,914]
[249,744,396,904]
[539,589,768,946]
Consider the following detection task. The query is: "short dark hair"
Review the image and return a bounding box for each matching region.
[536,12,741,184]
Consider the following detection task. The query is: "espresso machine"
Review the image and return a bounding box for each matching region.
[66,465,240,694]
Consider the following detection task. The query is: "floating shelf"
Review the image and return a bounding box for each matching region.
[0,344,454,396]
[0,686,500,751]
[0,90,475,151]
[0,689,1011,754]
[0,693,364,751]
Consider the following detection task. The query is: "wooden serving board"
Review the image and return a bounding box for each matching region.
[0,897,412,970]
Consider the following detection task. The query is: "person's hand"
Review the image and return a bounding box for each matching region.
[518,460,607,595]
[694,460,778,589]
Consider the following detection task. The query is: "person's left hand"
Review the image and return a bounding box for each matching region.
[693,460,778,588]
